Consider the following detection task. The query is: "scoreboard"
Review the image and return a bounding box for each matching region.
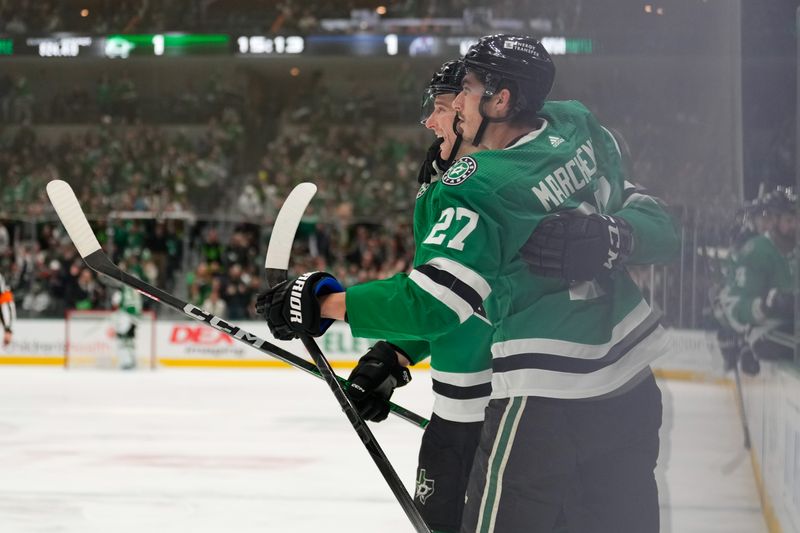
[0,33,592,59]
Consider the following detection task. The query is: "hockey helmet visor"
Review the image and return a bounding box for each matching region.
[420,60,465,124]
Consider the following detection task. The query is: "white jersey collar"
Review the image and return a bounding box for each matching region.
[503,119,549,150]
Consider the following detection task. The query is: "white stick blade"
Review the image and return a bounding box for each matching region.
[46,180,102,258]
[265,182,318,271]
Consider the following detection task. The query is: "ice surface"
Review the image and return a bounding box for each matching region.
[0,367,766,532]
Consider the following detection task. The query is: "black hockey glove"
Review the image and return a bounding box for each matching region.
[762,288,794,320]
[521,211,634,281]
[255,271,344,341]
[417,138,448,184]
[346,341,412,422]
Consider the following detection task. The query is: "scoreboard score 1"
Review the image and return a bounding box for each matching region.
[2,33,591,59]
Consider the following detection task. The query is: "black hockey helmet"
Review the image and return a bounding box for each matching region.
[463,34,555,114]
[420,60,466,124]
[429,59,466,95]
[731,197,762,247]
[419,59,467,177]
[460,35,555,146]
[762,187,797,215]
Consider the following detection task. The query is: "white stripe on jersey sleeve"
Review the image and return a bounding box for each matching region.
[427,257,492,300]
[491,326,667,400]
[491,300,654,360]
[623,192,660,208]
[409,269,474,323]
[432,394,490,423]
[621,180,661,208]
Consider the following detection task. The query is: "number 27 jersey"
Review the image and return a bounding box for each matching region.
[346,100,668,400]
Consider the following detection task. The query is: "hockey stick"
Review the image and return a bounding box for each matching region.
[731,364,751,450]
[45,179,428,430]
[265,183,431,533]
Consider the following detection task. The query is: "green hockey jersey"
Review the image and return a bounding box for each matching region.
[389,177,495,422]
[390,316,492,423]
[726,233,794,326]
[347,101,675,399]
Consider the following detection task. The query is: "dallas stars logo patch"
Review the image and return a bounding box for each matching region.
[442,157,477,186]
[415,469,435,504]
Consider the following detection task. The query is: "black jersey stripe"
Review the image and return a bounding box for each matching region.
[492,313,661,375]
[432,379,493,400]
[415,264,487,318]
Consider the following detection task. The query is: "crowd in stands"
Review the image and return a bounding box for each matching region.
[0,110,243,215]
[0,120,424,321]
[1,210,418,321]
[1,70,243,125]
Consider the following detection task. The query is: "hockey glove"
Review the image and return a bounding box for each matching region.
[255,271,344,341]
[417,138,448,184]
[347,341,412,422]
[520,211,634,281]
[762,288,794,320]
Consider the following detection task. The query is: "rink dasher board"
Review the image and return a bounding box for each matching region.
[1,319,724,373]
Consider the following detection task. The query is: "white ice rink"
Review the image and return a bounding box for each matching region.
[0,366,767,533]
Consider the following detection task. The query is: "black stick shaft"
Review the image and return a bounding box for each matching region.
[732,364,751,450]
[83,250,429,429]
[300,335,431,533]
[267,268,429,532]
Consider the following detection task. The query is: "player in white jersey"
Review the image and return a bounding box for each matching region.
[111,285,143,370]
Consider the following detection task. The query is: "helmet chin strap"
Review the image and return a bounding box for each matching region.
[447,114,464,166]
[471,94,518,147]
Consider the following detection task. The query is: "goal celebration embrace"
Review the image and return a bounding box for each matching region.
[255,34,679,533]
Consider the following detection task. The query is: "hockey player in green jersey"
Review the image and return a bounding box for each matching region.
[725,187,796,368]
[341,58,678,533]
[258,35,679,532]
[343,60,492,533]
[712,195,769,372]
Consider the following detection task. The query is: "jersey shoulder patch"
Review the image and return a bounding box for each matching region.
[442,156,477,186]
